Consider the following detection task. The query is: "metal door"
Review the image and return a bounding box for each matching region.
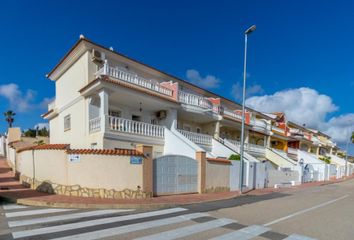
[153,155,198,195]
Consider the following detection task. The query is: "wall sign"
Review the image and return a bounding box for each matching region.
[130,156,143,165]
[68,154,80,163]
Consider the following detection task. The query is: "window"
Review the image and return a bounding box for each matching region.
[132,115,141,122]
[109,110,121,117]
[196,127,201,133]
[64,115,71,131]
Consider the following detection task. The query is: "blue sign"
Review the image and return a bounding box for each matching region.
[130,156,143,164]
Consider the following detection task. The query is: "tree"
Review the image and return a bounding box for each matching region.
[352,131,354,143]
[4,110,16,128]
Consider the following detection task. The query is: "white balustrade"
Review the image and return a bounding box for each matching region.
[108,116,164,138]
[177,129,212,146]
[89,117,101,133]
[223,108,242,120]
[97,62,173,97]
[178,91,213,109]
[225,138,265,154]
[272,126,285,134]
[288,147,298,155]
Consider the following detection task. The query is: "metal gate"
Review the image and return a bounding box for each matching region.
[153,155,198,195]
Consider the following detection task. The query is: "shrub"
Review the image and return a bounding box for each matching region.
[229,154,240,161]
[319,156,331,164]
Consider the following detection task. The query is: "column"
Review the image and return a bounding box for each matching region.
[244,129,250,144]
[164,108,177,130]
[214,121,221,139]
[196,151,206,193]
[99,89,109,132]
[266,135,271,148]
[136,145,153,194]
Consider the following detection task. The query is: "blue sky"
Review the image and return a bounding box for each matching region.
[0,0,353,153]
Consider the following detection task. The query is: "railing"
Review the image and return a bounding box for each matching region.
[109,116,165,138]
[251,119,270,132]
[177,129,212,146]
[89,117,101,133]
[97,62,173,97]
[272,126,285,134]
[178,91,213,110]
[225,138,265,154]
[287,147,298,155]
[223,108,242,120]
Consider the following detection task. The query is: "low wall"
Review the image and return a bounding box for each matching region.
[205,159,230,192]
[267,169,299,187]
[16,147,151,199]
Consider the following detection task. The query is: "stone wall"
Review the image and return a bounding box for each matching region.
[20,175,152,199]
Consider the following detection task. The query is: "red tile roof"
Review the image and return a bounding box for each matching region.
[17,144,70,153]
[207,158,231,164]
[66,148,144,156]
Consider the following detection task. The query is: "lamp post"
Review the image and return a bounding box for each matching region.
[345,137,351,176]
[239,25,256,193]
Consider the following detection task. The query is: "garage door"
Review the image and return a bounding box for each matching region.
[153,155,198,195]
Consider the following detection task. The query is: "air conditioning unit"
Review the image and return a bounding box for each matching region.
[91,49,105,64]
[156,110,167,119]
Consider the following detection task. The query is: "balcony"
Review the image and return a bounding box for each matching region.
[226,138,266,155]
[109,116,165,138]
[177,129,212,146]
[272,126,285,134]
[89,117,101,133]
[89,115,165,139]
[223,108,242,121]
[96,62,173,97]
[251,119,271,134]
[178,91,213,110]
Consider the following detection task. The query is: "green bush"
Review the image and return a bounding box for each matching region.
[229,154,240,161]
[319,156,331,164]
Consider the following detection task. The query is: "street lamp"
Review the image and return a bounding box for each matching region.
[239,25,256,193]
[345,136,352,176]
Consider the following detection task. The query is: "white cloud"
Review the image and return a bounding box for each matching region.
[186,69,220,89]
[232,82,264,101]
[245,87,354,144]
[246,87,338,128]
[323,114,354,143]
[39,97,55,109]
[0,83,52,113]
[0,83,36,112]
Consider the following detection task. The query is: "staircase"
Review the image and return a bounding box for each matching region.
[215,138,259,162]
[265,148,297,168]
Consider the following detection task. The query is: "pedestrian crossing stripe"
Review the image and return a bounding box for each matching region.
[1,204,318,240]
[8,209,134,227]
[11,207,187,239]
[134,218,236,240]
[5,208,74,218]
[49,213,208,240]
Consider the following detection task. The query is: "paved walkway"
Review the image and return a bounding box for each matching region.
[1,156,352,209]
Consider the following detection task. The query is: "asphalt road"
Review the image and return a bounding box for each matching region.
[0,179,354,240]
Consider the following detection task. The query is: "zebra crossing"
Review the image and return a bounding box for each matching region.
[0,203,317,240]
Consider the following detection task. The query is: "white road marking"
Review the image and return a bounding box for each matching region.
[2,204,28,210]
[50,212,208,240]
[5,208,75,218]
[264,195,349,227]
[12,207,187,239]
[134,218,236,240]
[210,225,270,240]
[284,234,317,240]
[8,209,133,227]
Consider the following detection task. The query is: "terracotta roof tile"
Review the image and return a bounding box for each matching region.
[207,157,231,164]
[41,109,54,118]
[66,148,144,156]
[17,144,70,153]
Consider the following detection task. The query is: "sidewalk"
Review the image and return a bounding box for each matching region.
[1,157,353,209]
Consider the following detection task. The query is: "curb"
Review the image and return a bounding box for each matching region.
[1,193,240,210]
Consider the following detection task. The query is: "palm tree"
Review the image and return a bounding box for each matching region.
[4,110,16,128]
